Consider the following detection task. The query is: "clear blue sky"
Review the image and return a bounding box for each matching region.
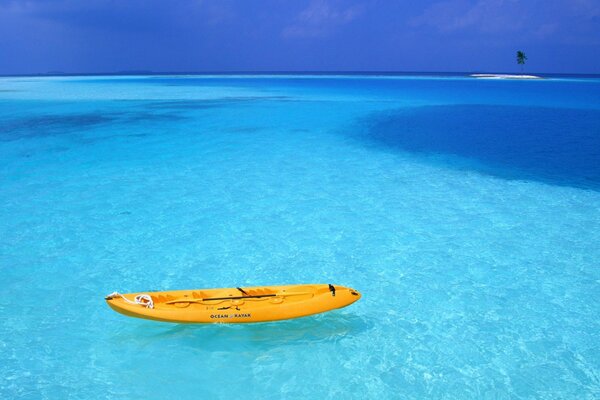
[1,0,599,75]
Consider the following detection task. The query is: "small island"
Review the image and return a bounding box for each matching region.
[471,50,542,79]
[470,73,542,79]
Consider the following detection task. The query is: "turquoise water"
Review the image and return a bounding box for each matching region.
[1,75,599,399]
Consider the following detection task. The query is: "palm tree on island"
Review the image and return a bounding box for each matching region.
[470,51,538,79]
[516,51,527,73]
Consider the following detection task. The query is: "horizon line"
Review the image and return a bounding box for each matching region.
[1,70,599,78]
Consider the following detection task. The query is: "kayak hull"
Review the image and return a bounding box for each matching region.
[105,284,361,324]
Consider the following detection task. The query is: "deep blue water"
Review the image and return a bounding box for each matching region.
[365,104,600,189]
[1,75,599,399]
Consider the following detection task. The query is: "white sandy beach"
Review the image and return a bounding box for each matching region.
[470,73,542,79]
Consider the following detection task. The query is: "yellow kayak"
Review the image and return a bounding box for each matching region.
[105,284,361,323]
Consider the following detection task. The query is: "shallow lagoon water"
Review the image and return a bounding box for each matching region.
[1,75,599,399]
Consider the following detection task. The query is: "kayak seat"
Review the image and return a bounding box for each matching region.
[245,288,275,296]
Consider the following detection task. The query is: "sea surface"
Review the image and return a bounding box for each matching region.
[1,74,599,399]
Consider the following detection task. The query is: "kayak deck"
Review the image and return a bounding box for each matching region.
[105,284,361,323]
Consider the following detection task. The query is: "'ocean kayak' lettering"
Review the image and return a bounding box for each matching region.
[210,313,251,319]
